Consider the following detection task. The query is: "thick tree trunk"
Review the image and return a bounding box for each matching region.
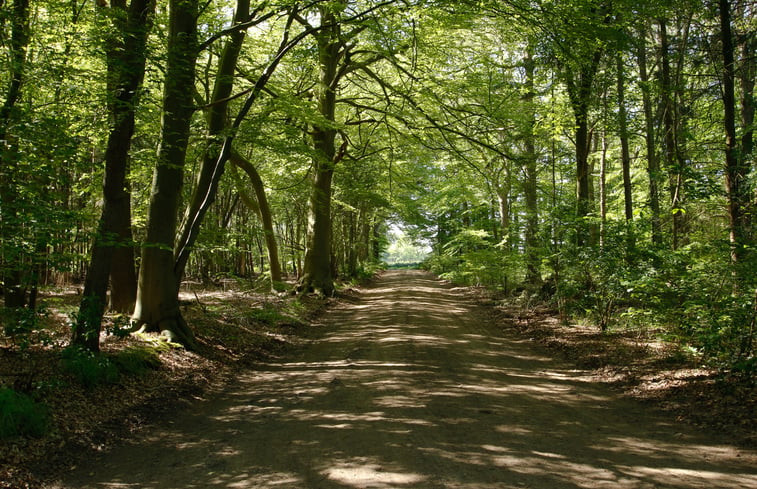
[0,0,30,309]
[132,0,198,348]
[72,0,153,350]
[109,219,138,313]
[174,0,250,284]
[301,160,336,295]
[299,8,342,296]
[637,24,662,246]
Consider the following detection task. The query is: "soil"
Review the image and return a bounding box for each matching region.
[37,270,756,488]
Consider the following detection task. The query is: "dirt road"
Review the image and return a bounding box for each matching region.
[51,270,756,488]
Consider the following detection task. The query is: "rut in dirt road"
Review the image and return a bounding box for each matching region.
[52,270,757,489]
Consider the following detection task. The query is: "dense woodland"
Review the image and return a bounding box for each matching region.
[0,0,754,398]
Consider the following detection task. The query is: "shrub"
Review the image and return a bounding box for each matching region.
[105,314,134,338]
[61,345,163,388]
[61,346,119,389]
[0,388,48,439]
[112,346,161,376]
[249,306,286,325]
[1,306,52,350]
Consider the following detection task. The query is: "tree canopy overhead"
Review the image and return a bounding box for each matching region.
[0,0,754,369]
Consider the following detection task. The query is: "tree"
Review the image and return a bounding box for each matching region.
[295,0,399,294]
[718,0,752,268]
[659,10,694,251]
[173,0,253,285]
[174,3,310,290]
[636,21,663,246]
[229,148,282,286]
[522,45,541,285]
[0,0,31,308]
[132,0,199,347]
[72,0,155,351]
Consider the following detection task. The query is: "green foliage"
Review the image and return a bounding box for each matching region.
[424,229,518,289]
[553,228,635,331]
[643,243,756,368]
[61,344,163,388]
[383,230,430,266]
[248,306,287,325]
[0,388,49,439]
[552,235,756,369]
[272,281,289,293]
[1,306,52,350]
[105,315,134,338]
[347,262,386,285]
[112,346,161,376]
[61,346,120,389]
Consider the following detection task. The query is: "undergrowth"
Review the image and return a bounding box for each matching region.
[61,345,161,389]
[0,388,49,439]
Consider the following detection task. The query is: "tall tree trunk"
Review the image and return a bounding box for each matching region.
[599,130,608,249]
[637,23,662,246]
[174,0,250,284]
[617,49,635,255]
[299,7,343,296]
[523,48,540,285]
[0,0,30,308]
[737,5,755,239]
[617,52,633,224]
[564,48,602,246]
[492,150,512,246]
[173,4,303,286]
[301,155,336,295]
[660,19,686,250]
[72,0,153,350]
[718,0,751,266]
[132,0,198,348]
[106,0,142,314]
[229,149,282,286]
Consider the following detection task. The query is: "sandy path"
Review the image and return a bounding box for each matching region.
[51,270,757,488]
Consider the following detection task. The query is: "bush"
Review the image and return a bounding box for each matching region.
[552,235,756,369]
[0,388,48,439]
[61,345,163,388]
[105,314,134,338]
[249,306,286,325]
[1,306,52,350]
[61,346,119,389]
[424,229,518,289]
[112,346,161,376]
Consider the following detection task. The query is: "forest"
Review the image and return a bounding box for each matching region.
[0,0,755,479]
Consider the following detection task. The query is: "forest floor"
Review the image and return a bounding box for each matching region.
[1,270,755,488]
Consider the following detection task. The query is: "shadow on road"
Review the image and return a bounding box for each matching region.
[51,270,757,489]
